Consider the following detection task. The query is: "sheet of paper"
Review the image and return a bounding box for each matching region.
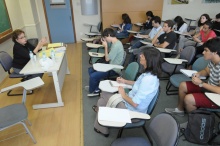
[180,69,206,79]
[109,81,132,89]
[99,107,131,123]
[48,43,63,48]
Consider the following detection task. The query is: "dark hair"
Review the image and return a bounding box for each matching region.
[141,47,162,77]
[164,20,175,29]
[204,21,213,29]
[152,16,161,24]
[216,13,220,19]
[122,13,131,24]
[174,16,185,30]
[198,14,211,27]
[203,38,220,56]
[102,28,116,37]
[146,11,154,18]
[12,29,25,43]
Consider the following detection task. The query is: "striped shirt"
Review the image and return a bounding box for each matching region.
[208,61,220,86]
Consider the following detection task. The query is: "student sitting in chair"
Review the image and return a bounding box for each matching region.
[177,14,211,58]
[165,38,220,116]
[212,13,220,36]
[93,48,161,137]
[128,16,164,62]
[115,13,132,39]
[140,11,155,34]
[12,29,47,80]
[85,28,124,97]
[152,20,177,50]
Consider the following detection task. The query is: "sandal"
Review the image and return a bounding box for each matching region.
[92,105,98,112]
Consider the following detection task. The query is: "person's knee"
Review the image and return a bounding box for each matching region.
[179,82,187,92]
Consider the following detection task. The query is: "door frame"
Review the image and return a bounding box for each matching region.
[42,0,76,43]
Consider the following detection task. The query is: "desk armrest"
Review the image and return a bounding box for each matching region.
[1,77,44,92]
[129,111,150,120]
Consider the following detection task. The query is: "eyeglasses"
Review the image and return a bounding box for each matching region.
[18,36,26,39]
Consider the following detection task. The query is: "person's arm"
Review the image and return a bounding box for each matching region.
[193,32,202,43]
[152,28,163,45]
[33,37,47,54]
[116,77,135,85]
[118,86,138,107]
[101,38,110,62]
[154,41,169,48]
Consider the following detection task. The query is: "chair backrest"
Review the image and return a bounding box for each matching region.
[97,21,102,32]
[124,62,139,81]
[148,113,180,146]
[27,38,39,47]
[0,51,13,73]
[147,87,160,115]
[120,51,127,66]
[180,46,195,65]
[192,56,210,71]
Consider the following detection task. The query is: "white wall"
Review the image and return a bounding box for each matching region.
[72,0,101,42]
[162,0,220,25]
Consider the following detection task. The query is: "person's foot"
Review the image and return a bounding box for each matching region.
[84,86,89,92]
[165,108,185,116]
[94,128,109,137]
[87,90,100,97]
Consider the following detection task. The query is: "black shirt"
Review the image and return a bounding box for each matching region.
[12,41,35,69]
[143,19,153,30]
[158,31,177,49]
[213,21,220,36]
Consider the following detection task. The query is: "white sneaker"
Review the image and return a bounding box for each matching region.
[84,86,89,92]
[165,108,184,116]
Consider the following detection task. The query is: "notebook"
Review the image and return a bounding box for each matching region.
[180,69,206,79]
[109,81,132,89]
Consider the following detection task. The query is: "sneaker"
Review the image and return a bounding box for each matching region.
[165,108,185,116]
[128,46,131,50]
[87,92,99,97]
[129,49,134,53]
[84,86,89,92]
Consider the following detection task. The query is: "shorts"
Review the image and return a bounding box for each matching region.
[185,81,219,109]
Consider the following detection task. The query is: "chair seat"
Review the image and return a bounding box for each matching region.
[0,104,27,129]
[124,120,145,128]
[9,72,26,78]
[111,137,150,146]
[170,74,191,88]
[162,62,185,75]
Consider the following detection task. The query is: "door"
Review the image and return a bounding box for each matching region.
[44,0,75,43]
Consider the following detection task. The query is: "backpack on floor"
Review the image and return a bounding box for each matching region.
[184,109,219,145]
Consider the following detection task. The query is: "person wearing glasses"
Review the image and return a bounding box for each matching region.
[12,29,47,80]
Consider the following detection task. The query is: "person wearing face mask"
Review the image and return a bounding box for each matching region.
[85,28,124,97]
[176,14,211,58]
[12,29,47,80]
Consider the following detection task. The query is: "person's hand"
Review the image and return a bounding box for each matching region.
[116,77,125,83]
[199,42,204,45]
[159,28,163,33]
[39,37,47,45]
[118,86,126,97]
[101,38,107,47]
[192,73,201,85]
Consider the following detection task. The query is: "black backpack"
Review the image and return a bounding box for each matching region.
[184,109,220,145]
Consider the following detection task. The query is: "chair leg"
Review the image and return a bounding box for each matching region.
[26,119,32,126]
[7,90,34,96]
[117,128,124,138]
[21,121,37,144]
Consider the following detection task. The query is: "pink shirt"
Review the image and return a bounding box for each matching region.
[200,30,216,42]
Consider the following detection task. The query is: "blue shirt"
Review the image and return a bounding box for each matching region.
[148,26,164,39]
[124,72,159,113]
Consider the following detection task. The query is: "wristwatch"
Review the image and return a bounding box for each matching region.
[199,81,203,87]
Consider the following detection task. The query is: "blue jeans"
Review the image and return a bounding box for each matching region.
[88,67,118,93]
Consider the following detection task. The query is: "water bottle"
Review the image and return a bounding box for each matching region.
[29,51,34,62]
[42,51,46,61]
[50,50,56,62]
